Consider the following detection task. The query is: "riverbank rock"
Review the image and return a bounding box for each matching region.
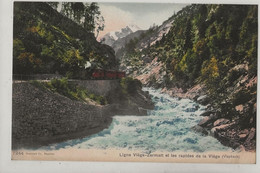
[198,113,218,127]
[238,129,249,140]
[210,122,240,149]
[191,125,208,136]
[200,110,215,117]
[213,118,230,127]
[106,81,154,114]
[135,57,165,87]
[215,132,241,149]
[206,118,256,151]
[244,128,256,149]
[196,95,210,105]
[210,122,236,135]
[160,84,206,101]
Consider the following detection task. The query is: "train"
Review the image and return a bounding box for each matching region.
[90,69,126,79]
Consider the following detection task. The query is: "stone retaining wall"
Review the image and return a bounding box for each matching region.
[69,80,120,96]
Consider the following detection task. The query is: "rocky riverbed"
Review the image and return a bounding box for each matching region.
[160,85,256,152]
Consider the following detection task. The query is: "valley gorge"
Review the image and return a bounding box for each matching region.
[12,2,257,154]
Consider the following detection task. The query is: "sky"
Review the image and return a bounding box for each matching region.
[98,3,188,39]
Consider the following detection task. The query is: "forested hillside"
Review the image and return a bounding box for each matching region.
[13,2,117,77]
[157,5,257,86]
[119,4,257,150]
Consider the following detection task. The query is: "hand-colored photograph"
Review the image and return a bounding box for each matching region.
[12,1,257,163]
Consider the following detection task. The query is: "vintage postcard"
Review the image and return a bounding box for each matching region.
[11,1,257,164]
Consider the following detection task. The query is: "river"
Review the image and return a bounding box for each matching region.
[41,88,230,152]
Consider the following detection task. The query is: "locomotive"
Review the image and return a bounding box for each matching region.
[77,61,125,80]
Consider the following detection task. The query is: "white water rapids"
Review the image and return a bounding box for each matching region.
[41,88,231,152]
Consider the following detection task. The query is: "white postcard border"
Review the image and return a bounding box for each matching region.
[1,0,260,172]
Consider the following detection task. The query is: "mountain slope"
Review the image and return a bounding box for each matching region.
[13,2,117,77]
[101,25,141,46]
[117,16,175,73]
[137,17,174,49]
[113,30,146,54]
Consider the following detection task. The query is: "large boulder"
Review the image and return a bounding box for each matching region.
[244,128,256,147]
[196,95,210,105]
[198,113,218,127]
[200,110,215,117]
[191,125,208,136]
[213,118,230,127]
[210,122,236,135]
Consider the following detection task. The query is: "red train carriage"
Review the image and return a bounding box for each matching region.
[91,69,125,79]
[105,71,117,79]
[92,69,105,79]
[117,71,126,78]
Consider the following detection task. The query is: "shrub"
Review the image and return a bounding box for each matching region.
[96,96,107,105]
[87,93,107,105]
[232,89,251,106]
[29,80,46,90]
[120,77,142,95]
[31,78,108,105]
[227,68,244,84]
[163,74,172,87]
[201,56,219,80]
[50,77,70,97]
